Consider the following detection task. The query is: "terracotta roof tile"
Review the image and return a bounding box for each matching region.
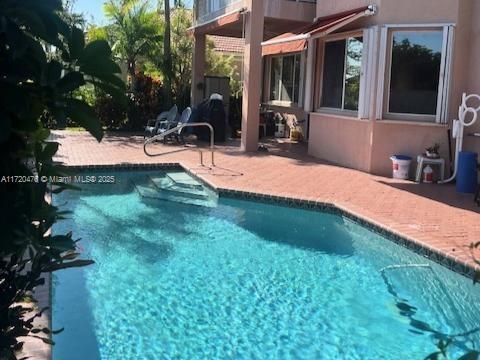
[209,35,245,54]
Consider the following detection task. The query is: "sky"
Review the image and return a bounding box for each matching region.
[73,0,193,26]
[73,0,108,25]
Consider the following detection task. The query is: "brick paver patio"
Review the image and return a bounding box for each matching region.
[52,130,480,272]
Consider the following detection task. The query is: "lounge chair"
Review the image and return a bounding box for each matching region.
[161,107,192,144]
[144,105,178,138]
[174,107,192,144]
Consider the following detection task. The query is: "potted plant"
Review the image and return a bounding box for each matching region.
[425,143,440,158]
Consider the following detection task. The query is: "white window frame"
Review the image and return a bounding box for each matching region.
[267,52,305,107]
[317,30,365,116]
[358,26,378,119]
[375,24,455,124]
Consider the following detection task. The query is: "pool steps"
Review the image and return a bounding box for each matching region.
[149,176,209,200]
[165,172,204,190]
[132,171,217,207]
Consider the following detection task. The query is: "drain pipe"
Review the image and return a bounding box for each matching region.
[440,93,480,184]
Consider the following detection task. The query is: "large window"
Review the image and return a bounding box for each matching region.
[377,25,454,123]
[269,53,302,104]
[387,30,443,117]
[321,36,363,111]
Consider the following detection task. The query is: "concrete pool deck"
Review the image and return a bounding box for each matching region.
[50,130,480,275]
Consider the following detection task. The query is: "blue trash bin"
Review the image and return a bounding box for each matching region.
[456,151,478,193]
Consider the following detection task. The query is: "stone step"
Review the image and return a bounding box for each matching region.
[149,176,210,200]
[131,174,217,208]
[165,171,204,190]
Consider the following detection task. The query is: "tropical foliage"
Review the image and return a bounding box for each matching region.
[170,7,196,109]
[206,40,242,96]
[161,0,173,107]
[0,0,125,358]
[103,0,162,90]
[83,0,241,130]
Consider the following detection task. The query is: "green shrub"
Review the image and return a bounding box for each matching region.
[75,84,97,107]
[126,72,166,130]
[95,93,128,130]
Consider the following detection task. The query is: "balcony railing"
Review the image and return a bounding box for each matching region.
[195,0,244,25]
[194,0,317,26]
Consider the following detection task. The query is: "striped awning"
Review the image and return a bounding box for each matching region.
[261,5,376,56]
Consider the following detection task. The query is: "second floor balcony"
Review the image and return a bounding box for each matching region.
[195,0,243,25]
[194,0,317,29]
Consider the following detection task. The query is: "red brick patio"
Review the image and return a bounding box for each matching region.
[52,130,480,273]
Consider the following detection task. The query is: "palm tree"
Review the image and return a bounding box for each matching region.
[104,0,161,90]
[160,0,173,107]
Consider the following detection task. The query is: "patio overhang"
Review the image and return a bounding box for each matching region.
[261,5,377,56]
[187,8,247,37]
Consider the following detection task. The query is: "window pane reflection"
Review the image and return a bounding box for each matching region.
[388,31,443,115]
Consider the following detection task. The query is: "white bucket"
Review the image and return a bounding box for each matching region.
[390,155,412,180]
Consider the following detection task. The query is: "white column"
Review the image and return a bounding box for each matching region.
[303,38,316,112]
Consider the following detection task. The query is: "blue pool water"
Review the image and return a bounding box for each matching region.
[53,171,480,359]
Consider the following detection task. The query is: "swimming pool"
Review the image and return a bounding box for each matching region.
[52,170,480,359]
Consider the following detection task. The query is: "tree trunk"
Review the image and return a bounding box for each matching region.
[163,0,173,107]
[127,58,137,92]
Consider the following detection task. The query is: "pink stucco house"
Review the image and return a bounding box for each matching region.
[189,0,480,176]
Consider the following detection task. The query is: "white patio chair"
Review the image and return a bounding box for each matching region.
[144,105,178,138]
[160,107,192,144]
[174,107,192,144]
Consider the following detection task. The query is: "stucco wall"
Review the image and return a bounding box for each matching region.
[463,0,480,154]
[305,0,480,176]
[316,0,459,24]
[265,0,316,23]
[370,121,450,176]
[309,115,449,176]
[308,114,372,172]
[467,0,480,94]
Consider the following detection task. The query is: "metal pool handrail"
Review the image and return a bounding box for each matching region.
[143,122,215,166]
